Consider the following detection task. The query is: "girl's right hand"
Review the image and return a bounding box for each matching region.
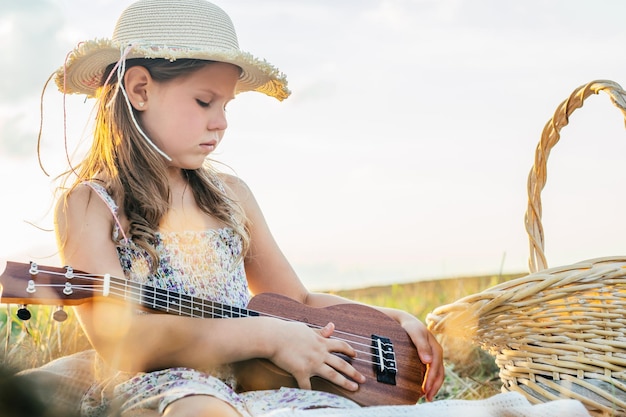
[266,321,366,391]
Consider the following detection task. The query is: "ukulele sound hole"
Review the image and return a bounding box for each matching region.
[371,334,397,385]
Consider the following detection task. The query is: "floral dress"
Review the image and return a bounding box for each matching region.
[81,182,359,416]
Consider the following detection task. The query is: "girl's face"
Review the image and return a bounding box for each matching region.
[139,62,240,169]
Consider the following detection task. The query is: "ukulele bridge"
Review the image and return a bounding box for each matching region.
[371,334,397,385]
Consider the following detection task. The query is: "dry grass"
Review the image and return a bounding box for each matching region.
[0,304,90,370]
[0,272,525,402]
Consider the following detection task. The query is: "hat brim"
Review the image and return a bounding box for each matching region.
[55,39,290,101]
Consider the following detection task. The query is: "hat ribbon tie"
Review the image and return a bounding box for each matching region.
[107,44,173,162]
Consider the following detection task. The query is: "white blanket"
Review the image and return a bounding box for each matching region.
[19,351,593,417]
[261,392,592,417]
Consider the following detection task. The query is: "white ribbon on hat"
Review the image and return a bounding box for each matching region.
[107,44,173,162]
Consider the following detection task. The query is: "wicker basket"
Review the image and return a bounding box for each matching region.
[426,80,626,416]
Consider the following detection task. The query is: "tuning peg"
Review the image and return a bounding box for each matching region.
[64,266,74,279]
[16,305,31,321]
[52,306,68,322]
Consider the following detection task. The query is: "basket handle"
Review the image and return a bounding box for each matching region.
[525,80,626,273]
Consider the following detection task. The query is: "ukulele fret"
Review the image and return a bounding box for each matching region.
[118,279,150,310]
[178,293,196,317]
[153,287,167,311]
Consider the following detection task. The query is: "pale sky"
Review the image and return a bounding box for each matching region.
[2,0,626,290]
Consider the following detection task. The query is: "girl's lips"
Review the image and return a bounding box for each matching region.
[201,138,218,147]
[200,143,216,152]
[201,133,220,151]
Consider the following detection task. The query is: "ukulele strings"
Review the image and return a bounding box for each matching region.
[105,281,383,367]
[32,270,397,369]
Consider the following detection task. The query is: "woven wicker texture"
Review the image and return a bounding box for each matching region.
[427,80,626,417]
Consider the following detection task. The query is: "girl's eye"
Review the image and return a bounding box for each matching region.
[196,99,210,108]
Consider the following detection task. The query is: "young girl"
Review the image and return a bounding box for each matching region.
[51,0,444,416]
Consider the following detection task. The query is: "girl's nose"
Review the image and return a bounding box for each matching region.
[208,108,228,131]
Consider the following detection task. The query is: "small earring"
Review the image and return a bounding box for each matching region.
[138,102,145,108]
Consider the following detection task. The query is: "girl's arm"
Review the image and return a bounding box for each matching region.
[229,175,444,400]
[56,184,362,391]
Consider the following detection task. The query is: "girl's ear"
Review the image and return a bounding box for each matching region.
[124,66,151,111]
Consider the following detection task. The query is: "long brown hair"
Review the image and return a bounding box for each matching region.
[60,58,249,270]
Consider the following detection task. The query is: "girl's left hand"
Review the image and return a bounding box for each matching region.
[393,310,445,401]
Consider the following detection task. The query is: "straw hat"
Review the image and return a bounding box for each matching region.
[55,0,290,101]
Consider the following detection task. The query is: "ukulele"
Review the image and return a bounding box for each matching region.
[0,261,426,406]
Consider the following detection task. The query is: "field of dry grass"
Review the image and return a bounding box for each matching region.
[0,271,526,402]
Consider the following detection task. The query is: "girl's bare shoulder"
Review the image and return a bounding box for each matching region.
[55,183,116,226]
[216,172,252,198]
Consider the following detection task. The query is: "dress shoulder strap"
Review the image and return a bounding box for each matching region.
[82,182,129,244]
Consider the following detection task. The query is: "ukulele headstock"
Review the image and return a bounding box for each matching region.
[0,261,100,321]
